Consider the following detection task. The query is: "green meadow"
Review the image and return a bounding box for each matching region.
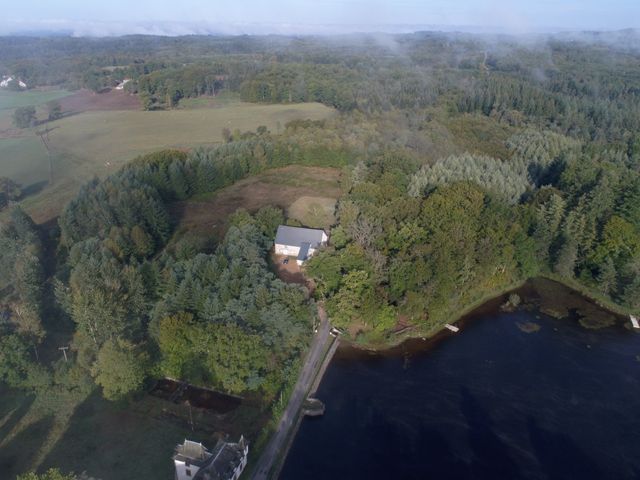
[0,93,335,223]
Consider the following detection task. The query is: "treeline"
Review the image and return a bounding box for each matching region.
[60,137,348,246]
[132,61,256,109]
[0,208,58,399]
[458,72,640,145]
[239,63,359,111]
[4,32,640,142]
[0,208,45,342]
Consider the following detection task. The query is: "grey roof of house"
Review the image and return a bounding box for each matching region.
[297,242,311,261]
[193,437,248,480]
[275,225,325,248]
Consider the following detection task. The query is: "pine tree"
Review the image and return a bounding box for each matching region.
[597,257,617,297]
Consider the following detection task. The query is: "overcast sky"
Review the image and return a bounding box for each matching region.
[1,0,639,36]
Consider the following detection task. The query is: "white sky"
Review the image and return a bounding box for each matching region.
[1,0,639,35]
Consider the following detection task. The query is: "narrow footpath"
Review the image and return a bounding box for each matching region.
[250,305,334,480]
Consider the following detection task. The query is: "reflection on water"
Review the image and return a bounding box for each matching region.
[281,279,640,479]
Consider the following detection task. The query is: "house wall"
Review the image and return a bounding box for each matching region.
[174,459,201,480]
[230,445,249,480]
[275,243,301,257]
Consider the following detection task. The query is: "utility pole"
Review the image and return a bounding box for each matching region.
[187,401,194,432]
[36,128,53,185]
[59,346,69,362]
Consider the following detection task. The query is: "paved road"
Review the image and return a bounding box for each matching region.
[251,305,331,480]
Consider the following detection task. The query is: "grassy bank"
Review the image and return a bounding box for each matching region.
[347,279,528,351]
[539,273,634,317]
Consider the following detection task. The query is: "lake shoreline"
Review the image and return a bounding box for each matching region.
[338,276,632,358]
[282,278,640,480]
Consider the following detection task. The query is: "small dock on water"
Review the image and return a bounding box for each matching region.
[302,398,325,417]
[445,324,460,333]
[630,315,640,329]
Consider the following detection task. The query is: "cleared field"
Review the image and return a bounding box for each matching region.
[49,102,334,167]
[0,137,50,186]
[0,101,335,223]
[58,88,140,112]
[0,89,71,114]
[170,165,342,242]
[0,89,73,140]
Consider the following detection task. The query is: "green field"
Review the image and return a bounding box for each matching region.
[0,89,71,115]
[0,137,50,186]
[49,102,333,168]
[0,384,266,479]
[0,98,335,223]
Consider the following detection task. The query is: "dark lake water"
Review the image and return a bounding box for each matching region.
[281,280,640,479]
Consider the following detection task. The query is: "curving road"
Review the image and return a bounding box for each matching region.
[251,305,331,480]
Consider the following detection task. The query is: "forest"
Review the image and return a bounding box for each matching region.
[1,30,640,432]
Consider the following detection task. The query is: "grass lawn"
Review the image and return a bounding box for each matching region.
[0,101,335,224]
[287,196,337,230]
[0,384,267,480]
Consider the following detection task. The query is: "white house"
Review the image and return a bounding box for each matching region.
[173,437,248,480]
[0,76,27,89]
[115,78,131,90]
[274,225,328,265]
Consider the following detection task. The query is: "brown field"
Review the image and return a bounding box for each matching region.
[58,88,141,113]
[170,165,343,242]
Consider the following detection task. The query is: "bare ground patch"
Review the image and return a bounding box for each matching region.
[270,252,311,288]
[58,88,141,113]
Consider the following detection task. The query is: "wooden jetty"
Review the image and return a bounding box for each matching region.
[302,398,325,417]
[445,324,460,333]
[630,315,640,329]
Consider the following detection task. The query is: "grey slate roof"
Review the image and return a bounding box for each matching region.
[175,437,248,480]
[275,225,325,249]
[194,437,248,480]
